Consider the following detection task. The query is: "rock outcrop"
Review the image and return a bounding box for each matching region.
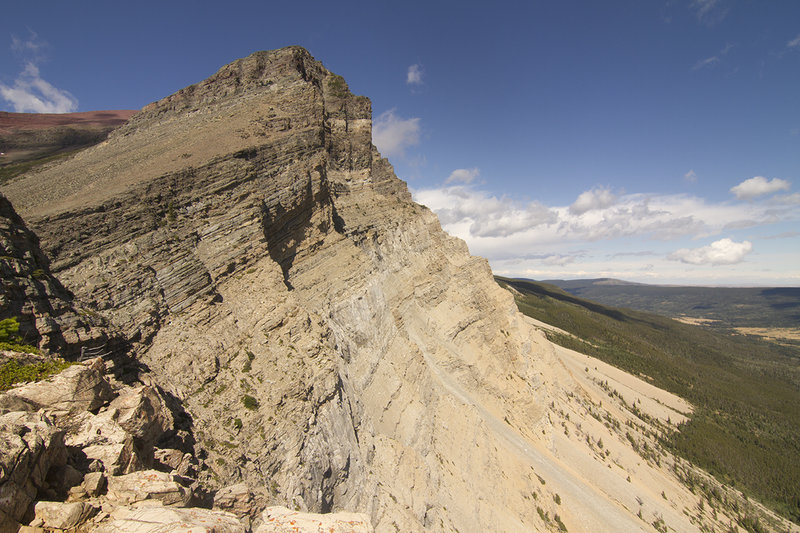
[0,194,115,358]
[2,47,797,532]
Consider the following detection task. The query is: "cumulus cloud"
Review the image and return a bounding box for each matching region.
[372,109,420,158]
[414,185,556,238]
[445,168,479,185]
[668,238,752,265]
[0,62,78,113]
[407,64,423,85]
[730,176,791,200]
[569,187,617,215]
[788,35,800,49]
[1,32,77,114]
[684,170,698,183]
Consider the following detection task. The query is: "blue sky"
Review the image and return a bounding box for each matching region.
[2,1,798,286]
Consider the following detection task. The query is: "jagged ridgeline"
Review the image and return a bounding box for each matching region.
[2,47,797,532]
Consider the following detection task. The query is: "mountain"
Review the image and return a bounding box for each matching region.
[498,276,800,524]
[542,278,800,332]
[1,47,796,532]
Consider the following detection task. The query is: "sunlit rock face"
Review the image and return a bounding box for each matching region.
[4,47,786,533]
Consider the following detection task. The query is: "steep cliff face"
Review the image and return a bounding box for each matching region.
[0,194,112,357]
[3,48,792,532]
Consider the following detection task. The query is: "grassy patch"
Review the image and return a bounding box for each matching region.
[0,358,73,391]
[0,148,86,185]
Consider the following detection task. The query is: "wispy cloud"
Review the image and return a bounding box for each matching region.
[0,32,77,113]
[730,176,791,200]
[407,64,423,85]
[692,43,732,71]
[11,32,46,57]
[692,56,719,70]
[691,0,728,25]
[668,238,752,265]
[788,34,800,49]
[372,109,420,158]
[684,170,698,183]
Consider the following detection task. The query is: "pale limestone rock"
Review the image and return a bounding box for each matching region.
[0,358,112,416]
[213,483,255,519]
[108,384,173,447]
[154,448,194,476]
[0,411,65,524]
[82,471,107,497]
[92,505,245,533]
[106,470,192,507]
[82,435,144,475]
[255,506,373,532]
[4,47,798,533]
[32,500,96,529]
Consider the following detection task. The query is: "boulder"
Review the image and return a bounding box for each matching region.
[0,359,112,416]
[106,469,192,507]
[213,483,255,519]
[31,501,96,529]
[82,435,145,475]
[109,384,174,446]
[92,505,245,533]
[256,506,374,532]
[82,471,107,497]
[0,411,65,523]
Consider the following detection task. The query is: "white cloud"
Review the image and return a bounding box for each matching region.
[691,0,728,24]
[414,185,556,238]
[569,187,617,215]
[668,238,752,265]
[12,32,46,56]
[372,109,420,158]
[730,176,791,200]
[692,56,719,70]
[0,62,78,113]
[788,34,800,48]
[684,170,698,183]
[445,168,479,185]
[541,254,578,266]
[413,181,800,259]
[1,33,77,114]
[407,64,423,85]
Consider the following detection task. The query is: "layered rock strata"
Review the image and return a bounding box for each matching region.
[3,47,797,532]
[0,194,114,358]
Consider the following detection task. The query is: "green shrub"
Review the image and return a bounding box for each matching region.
[0,317,39,354]
[241,394,259,410]
[0,359,73,391]
[0,318,21,343]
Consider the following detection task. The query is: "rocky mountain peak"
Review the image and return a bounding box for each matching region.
[1,48,795,532]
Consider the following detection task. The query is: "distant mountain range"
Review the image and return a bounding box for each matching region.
[538,278,800,329]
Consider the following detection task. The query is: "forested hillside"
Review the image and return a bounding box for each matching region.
[498,277,800,525]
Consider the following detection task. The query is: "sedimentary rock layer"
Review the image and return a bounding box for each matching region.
[4,47,794,532]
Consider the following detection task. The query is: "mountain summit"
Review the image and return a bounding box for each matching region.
[2,48,794,532]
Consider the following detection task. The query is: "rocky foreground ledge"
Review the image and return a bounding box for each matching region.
[0,356,372,532]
